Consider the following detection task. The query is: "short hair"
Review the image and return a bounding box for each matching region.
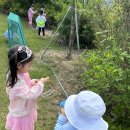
[31,4,34,7]
[39,9,43,15]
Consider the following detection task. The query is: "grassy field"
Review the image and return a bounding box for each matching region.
[1,12,130,130]
[0,13,65,130]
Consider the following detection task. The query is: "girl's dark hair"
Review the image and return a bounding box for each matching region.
[7,45,33,88]
[39,9,43,15]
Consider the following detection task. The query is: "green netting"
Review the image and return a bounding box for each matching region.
[7,12,26,47]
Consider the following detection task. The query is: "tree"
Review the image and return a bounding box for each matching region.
[66,0,75,60]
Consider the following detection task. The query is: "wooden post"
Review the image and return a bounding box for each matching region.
[66,0,75,60]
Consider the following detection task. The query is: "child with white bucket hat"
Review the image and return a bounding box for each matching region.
[54,90,108,130]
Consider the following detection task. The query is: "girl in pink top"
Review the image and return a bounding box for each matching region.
[28,5,37,27]
[5,45,49,130]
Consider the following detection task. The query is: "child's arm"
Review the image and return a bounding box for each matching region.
[43,16,46,22]
[13,77,49,100]
[31,79,39,85]
[54,100,76,130]
[31,77,49,86]
[54,114,67,130]
[32,9,37,14]
[54,113,76,130]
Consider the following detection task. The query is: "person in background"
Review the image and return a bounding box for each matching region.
[4,29,8,39]
[28,4,37,27]
[5,45,49,130]
[54,90,109,130]
[36,9,46,38]
[40,4,46,17]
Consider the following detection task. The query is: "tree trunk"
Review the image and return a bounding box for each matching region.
[66,0,75,60]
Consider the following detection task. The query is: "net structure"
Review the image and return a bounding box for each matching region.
[7,12,26,47]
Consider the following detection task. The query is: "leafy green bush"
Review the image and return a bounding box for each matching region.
[57,13,95,49]
[78,17,95,49]
[0,0,12,12]
[80,46,130,128]
[57,13,71,46]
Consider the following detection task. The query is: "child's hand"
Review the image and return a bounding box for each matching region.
[57,106,65,115]
[33,79,39,83]
[61,108,65,115]
[32,79,39,85]
[57,100,66,115]
[40,77,49,83]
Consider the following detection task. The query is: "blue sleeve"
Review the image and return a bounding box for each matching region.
[54,114,77,130]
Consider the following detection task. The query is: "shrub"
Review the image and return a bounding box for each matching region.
[0,0,12,13]
[80,46,130,128]
[57,13,95,49]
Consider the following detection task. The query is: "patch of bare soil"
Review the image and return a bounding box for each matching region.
[35,50,83,97]
[45,30,53,37]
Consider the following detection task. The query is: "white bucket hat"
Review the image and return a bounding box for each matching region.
[64,91,108,130]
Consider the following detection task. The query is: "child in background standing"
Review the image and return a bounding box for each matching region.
[28,4,37,27]
[36,9,46,38]
[40,4,46,17]
[4,29,8,39]
[5,45,49,130]
[54,90,108,130]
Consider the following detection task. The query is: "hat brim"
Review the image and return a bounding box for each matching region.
[64,95,108,130]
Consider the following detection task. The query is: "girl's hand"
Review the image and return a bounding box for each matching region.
[40,77,49,83]
[32,79,39,85]
[33,79,39,83]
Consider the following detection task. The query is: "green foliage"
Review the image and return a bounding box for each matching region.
[78,16,95,49]
[79,1,130,129]
[77,0,130,49]
[80,45,130,128]
[0,0,71,28]
[45,0,71,28]
[0,0,12,12]
[57,9,95,49]
[57,12,71,46]
[0,0,96,49]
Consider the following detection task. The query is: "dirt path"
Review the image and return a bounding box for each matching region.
[36,49,83,97]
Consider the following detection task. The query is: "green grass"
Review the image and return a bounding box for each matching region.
[0,13,62,130]
[0,13,9,130]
